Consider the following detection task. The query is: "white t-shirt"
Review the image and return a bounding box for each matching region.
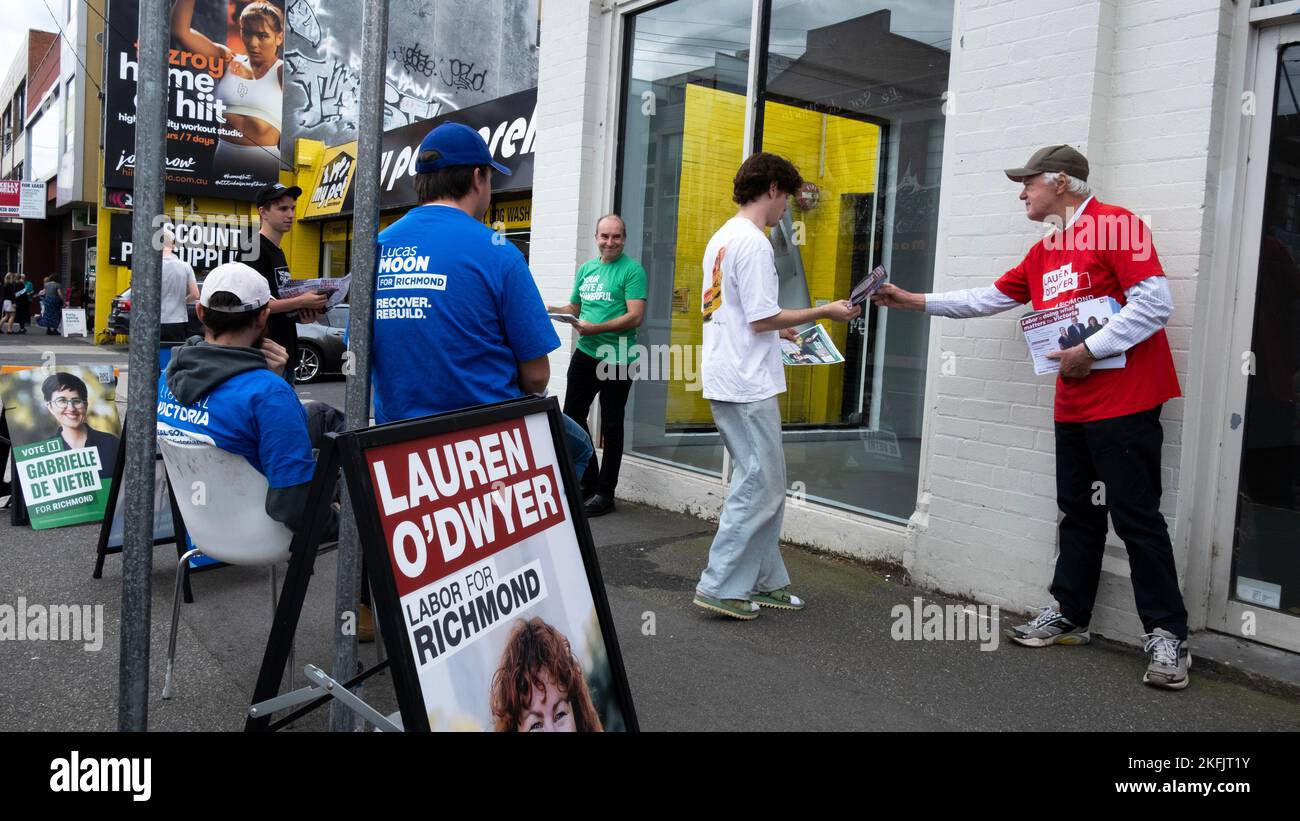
[160,255,197,324]
[700,217,784,402]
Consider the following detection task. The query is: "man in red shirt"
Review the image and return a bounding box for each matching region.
[875,145,1191,690]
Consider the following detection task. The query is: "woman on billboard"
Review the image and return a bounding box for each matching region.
[170,0,285,184]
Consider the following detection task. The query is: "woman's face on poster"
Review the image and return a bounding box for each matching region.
[517,671,576,733]
[47,388,88,430]
[241,17,283,67]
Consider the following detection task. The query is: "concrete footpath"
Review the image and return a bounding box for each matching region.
[3,332,1299,731]
[2,500,1299,732]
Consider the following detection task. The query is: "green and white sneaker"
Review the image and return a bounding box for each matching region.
[1006,605,1091,647]
[693,592,760,620]
[751,587,805,610]
[1142,628,1191,690]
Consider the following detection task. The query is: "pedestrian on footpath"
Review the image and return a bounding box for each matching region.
[549,213,647,517]
[14,273,32,333]
[159,230,199,342]
[0,273,16,334]
[873,145,1191,689]
[693,152,859,620]
[244,183,329,384]
[38,277,62,335]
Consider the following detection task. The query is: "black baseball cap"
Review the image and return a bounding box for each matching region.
[1004,145,1090,182]
[256,182,303,207]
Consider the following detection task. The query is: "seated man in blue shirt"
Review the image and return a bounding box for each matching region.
[156,262,320,532]
[371,121,591,475]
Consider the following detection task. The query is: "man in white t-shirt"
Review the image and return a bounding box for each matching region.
[693,152,859,620]
[159,229,199,342]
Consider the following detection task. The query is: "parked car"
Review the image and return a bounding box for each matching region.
[107,287,202,338]
[294,305,349,383]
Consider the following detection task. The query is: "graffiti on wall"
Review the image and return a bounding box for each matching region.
[280,0,538,152]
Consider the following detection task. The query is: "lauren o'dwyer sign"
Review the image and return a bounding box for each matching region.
[0,366,121,529]
[339,397,636,732]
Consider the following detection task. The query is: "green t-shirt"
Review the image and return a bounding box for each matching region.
[570,254,647,363]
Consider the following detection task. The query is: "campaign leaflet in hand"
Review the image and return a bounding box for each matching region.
[850,265,888,306]
[1019,296,1126,376]
[548,312,580,326]
[781,324,845,366]
[279,273,352,309]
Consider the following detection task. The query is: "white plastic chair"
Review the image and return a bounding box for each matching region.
[158,436,295,699]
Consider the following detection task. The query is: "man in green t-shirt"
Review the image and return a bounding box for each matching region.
[549,214,647,517]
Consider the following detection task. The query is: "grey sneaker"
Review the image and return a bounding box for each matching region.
[1006,605,1091,647]
[1142,628,1191,690]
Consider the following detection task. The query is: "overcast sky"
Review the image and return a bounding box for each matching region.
[0,2,62,81]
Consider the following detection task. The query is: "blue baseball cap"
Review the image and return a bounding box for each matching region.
[414,122,511,176]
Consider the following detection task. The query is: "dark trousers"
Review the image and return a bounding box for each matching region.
[563,348,634,497]
[161,322,189,343]
[1052,405,1188,638]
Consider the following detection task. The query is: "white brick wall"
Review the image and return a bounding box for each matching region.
[531,0,613,400]
[913,0,1228,641]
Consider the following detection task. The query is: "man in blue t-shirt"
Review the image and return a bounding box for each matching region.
[156,262,318,532]
[371,122,591,473]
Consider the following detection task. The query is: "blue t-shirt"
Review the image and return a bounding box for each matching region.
[371,204,560,424]
[155,370,316,489]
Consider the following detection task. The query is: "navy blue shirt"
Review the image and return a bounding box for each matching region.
[371,204,559,423]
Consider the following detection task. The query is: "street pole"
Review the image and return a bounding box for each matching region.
[330,0,387,732]
[118,0,168,731]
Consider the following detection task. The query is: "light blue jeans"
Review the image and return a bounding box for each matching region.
[697,396,791,600]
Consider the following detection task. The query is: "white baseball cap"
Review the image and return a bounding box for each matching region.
[199,262,271,312]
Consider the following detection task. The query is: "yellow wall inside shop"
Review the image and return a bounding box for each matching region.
[667,85,880,426]
[92,151,323,341]
[666,85,748,426]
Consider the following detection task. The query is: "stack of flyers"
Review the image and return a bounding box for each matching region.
[850,265,888,306]
[1018,296,1126,376]
[279,273,352,310]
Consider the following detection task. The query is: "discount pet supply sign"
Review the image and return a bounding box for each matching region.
[339,397,636,732]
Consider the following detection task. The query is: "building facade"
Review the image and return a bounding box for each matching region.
[530,0,1300,654]
[94,0,540,343]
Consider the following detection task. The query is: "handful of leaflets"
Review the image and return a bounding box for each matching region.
[279,273,352,310]
[850,265,888,306]
[548,312,581,326]
[1018,296,1125,376]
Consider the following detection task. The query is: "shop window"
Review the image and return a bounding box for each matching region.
[320,219,350,280]
[757,0,951,520]
[615,0,951,520]
[616,0,754,478]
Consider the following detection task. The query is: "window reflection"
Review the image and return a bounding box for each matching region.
[615,0,953,521]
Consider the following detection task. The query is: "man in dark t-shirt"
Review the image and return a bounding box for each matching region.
[245,183,328,383]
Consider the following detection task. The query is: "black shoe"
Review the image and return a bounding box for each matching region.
[583,494,615,517]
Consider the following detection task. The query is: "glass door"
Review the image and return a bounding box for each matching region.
[1213,21,1300,651]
